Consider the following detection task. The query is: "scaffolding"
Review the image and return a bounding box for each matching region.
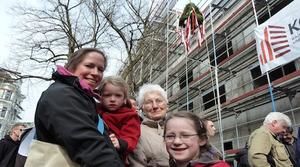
[120,0,300,163]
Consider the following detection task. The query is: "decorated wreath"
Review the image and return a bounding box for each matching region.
[179,3,203,28]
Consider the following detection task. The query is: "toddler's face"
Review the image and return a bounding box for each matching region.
[101,83,126,112]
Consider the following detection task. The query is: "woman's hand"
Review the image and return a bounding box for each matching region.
[109,133,120,150]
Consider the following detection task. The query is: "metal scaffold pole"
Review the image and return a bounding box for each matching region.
[209,3,225,159]
[166,0,170,92]
[251,0,276,112]
[185,52,189,112]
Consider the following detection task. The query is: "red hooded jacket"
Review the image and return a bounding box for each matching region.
[98,106,141,153]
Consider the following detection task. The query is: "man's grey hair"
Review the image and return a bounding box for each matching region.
[263,112,292,127]
[136,83,168,107]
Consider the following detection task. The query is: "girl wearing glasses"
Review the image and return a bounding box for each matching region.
[164,112,229,167]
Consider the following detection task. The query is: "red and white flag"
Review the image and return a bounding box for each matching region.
[182,16,191,53]
[181,10,205,53]
[255,0,300,73]
[194,10,205,48]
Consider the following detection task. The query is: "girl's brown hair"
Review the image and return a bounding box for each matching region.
[164,111,207,141]
[65,48,107,72]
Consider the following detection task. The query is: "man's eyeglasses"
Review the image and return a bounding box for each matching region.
[164,134,199,143]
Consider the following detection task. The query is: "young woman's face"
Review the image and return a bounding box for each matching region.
[165,117,206,165]
[101,83,126,112]
[73,52,105,89]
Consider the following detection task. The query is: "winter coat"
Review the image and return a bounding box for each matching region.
[235,148,250,167]
[248,126,293,167]
[199,144,223,162]
[98,106,141,164]
[169,156,230,167]
[283,136,297,166]
[128,117,169,167]
[296,127,300,167]
[0,135,20,167]
[98,106,141,153]
[187,144,229,167]
[34,66,123,167]
[191,160,230,167]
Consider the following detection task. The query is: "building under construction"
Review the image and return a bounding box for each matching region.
[0,68,25,138]
[119,0,300,162]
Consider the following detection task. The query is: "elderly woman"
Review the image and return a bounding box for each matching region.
[128,84,169,167]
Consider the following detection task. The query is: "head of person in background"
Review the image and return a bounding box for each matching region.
[129,96,138,111]
[98,76,132,112]
[137,84,168,121]
[65,48,107,89]
[203,119,216,138]
[163,112,229,167]
[282,127,296,145]
[263,112,291,136]
[10,123,26,141]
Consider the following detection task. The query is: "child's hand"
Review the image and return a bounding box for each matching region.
[109,133,120,150]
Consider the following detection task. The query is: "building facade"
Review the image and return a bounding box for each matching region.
[0,69,25,138]
[119,0,299,161]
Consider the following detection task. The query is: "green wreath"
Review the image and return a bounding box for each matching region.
[179,3,203,27]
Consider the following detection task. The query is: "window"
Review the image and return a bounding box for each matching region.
[1,107,7,118]
[224,141,233,150]
[210,39,233,66]
[202,85,226,110]
[251,62,296,88]
[257,0,293,24]
[4,90,12,100]
[179,70,193,89]
[179,102,194,111]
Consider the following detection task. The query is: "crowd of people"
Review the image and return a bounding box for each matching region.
[0,48,299,167]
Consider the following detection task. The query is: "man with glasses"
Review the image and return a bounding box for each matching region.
[0,123,26,167]
[248,112,293,167]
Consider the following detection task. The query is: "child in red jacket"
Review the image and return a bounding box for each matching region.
[97,76,141,165]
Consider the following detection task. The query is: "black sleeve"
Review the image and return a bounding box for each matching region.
[35,85,123,167]
[118,138,128,154]
[0,141,6,161]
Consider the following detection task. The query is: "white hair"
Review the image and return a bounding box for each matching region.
[263,112,291,127]
[137,83,168,107]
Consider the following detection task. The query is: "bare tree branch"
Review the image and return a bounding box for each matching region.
[10,0,111,80]
[95,0,160,92]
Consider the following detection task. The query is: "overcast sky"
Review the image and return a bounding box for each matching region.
[0,1,13,64]
[0,0,49,122]
[0,0,127,122]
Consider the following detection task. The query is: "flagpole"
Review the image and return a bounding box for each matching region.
[185,50,189,111]
[209,3,225,160]
[182,12,191,112]
[166,0,169,92]
[251,0,277,112]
